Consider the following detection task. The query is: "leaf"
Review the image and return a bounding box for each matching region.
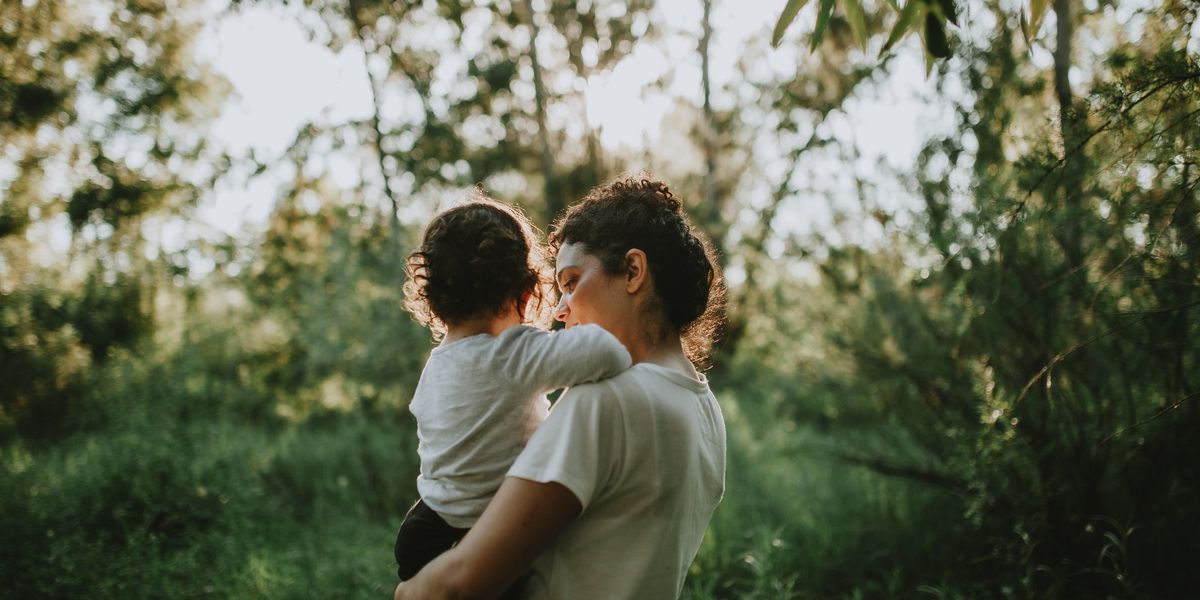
[881,0,922,54]
[924,9,950,58]
[810,0,837,50]
[937,0,958,26]
[772,0,812,48]
[1019,9,1031,47]
[843,0,869,50]
[1027,0,1048,38]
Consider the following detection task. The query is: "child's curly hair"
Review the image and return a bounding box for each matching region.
[403,194,553,339]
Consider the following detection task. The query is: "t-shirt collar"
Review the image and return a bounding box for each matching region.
[632,362,709,392]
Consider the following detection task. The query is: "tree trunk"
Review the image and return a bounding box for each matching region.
[700,0,718,220]
[1053,0,1073,143]
[521,0,559,223]
[586,127,604,191]
[1053,0,1082,266]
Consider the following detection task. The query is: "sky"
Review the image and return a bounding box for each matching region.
[192,0,944,248]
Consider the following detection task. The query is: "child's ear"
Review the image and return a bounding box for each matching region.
[624,249,649,294]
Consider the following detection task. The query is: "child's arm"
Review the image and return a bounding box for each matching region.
[500,324,632,392]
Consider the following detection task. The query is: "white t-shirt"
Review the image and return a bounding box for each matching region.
[410,324,631,528]
[507,362,727,600]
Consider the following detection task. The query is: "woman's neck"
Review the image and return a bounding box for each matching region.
[625,333,699,379]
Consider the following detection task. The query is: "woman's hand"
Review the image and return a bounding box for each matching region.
[393,476,582,600]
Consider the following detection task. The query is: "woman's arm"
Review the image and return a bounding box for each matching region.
[394,476,582,600]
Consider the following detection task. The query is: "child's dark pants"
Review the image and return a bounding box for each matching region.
[394,498,528,599]
[394,498,469,581]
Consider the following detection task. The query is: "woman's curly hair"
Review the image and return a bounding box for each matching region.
[549,176,726,365]
[403,194,553,339]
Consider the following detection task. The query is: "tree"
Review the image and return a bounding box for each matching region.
[748,0,1200,593]
[234,0,653,227]
[0,0,226,435]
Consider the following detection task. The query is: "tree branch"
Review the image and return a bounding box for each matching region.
[1007,69,1200,221]
[827,450,968,495]
[1100,390,1200,444]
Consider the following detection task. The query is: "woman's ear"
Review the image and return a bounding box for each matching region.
[624,249,649,294]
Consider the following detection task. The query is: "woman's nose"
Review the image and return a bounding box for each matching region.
[554,294,570,323]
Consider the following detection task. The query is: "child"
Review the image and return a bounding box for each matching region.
[394,195,631,585]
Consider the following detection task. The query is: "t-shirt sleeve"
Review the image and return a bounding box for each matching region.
[506,382,624,511]
[499,325,632,392]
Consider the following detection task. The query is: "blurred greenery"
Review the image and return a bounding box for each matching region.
[3,0,1198,597]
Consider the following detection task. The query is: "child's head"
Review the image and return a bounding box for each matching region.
[403,193,552,338]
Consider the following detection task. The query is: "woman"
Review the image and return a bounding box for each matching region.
[394,176,727,600]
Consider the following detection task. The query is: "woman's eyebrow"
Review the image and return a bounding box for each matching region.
[554,265,576,286]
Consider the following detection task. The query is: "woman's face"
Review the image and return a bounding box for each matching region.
[553,242,631,334]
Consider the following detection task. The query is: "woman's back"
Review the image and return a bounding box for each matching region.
[508,362,727,599]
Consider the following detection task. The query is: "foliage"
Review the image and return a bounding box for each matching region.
[3,0,1198,597]
[772,0,959,63]
[233,0,653,226]
[0,324,416,597]
[0,0,226,436]
[740,0,1200,595]
[770,0,1064,66]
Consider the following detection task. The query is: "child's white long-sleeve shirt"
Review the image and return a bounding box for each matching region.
[409,324,632,527]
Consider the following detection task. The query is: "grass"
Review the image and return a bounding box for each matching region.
[2,410,415,598]
[684,389,971,599]
[0,337,418,598]
[2,342,972,598]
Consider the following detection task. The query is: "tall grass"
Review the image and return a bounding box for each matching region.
[1,336,418,598]
[685,389,972,599]
[4,330,977,598]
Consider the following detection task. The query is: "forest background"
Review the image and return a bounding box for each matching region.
[2,0,1198,597]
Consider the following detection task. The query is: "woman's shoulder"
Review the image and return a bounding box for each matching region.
[558,363,705,409]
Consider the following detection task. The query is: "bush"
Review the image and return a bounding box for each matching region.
[0,328,421,598]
